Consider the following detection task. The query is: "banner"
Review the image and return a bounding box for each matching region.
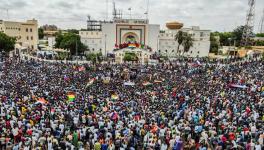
[229,84,247,89]
[124,81,135,86]
[142,81,152,86]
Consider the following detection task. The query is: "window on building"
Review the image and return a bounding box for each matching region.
[31,36,33,40]
[31,45,34,49]
[197,51,200,54]
[30,28,32,32]
[26,28,28,32]
[27,36,29,40]
[18,28,20,31]
[92,48,94,51]
[200,32,204,37]
[190,51,192,54]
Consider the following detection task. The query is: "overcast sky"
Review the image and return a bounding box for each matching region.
[0,0,263,32]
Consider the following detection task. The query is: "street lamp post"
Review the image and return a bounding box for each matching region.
[104,34,107,59]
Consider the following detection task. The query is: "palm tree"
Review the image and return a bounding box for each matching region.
[175,31,185,56]
[182,34,194,56]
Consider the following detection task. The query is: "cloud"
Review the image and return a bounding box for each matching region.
[0,0,263,32]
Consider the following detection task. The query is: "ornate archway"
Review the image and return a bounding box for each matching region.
[122,32,139,43]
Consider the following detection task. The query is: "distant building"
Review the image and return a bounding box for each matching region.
[79,31,103,54]
[0,19,38,50]
[79,19,210,58]
[159,24,211,57]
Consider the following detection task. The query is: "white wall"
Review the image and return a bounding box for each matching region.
[102,23,116,55]
[158,28,211,58]
[147,24,160,52]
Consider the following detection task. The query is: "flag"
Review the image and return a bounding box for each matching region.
[78,66,86,72]
[111,112,118,120]
[124,81,135,86]
[154,80,162,83]
[36,97,48,105]
[64,75,70,81]
[67,92,76,102]
[86,78,96,87]
[128,43,136,48]
[229,84,247,89]
[111,94,119,100]
[143,81,152,86]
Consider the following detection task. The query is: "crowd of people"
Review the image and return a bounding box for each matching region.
[0,57,263,150]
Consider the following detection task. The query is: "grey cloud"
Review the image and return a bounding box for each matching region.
[0,0,263,32]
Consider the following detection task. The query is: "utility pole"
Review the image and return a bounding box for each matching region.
[75,37,78,58]
[104,34,107,57]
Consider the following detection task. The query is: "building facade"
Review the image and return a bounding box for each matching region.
[159,26,210,57]
[0,19,38,50]
[79,31,103,54]
[79,19,210,58]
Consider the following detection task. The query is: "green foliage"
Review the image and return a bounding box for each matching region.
[66,29,79,34]
[213,26,252,47]
[232,26,247,47]
[255,40,264,46]
[182,34,194,53]
[54,32,87,55]
[256,33,264,37]
[56,52,69,60]
[245,46,252,50]
[123,52,138,61]
[0,32,16,53]
[38,28,44,39]
[175,31,185,54]
[86,52,102,63]
[210,33,219,54]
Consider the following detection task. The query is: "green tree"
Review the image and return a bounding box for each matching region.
[0,32,16,54]
[210,33,219,54]
[38,28,44,39]
[66,29,79,34]
[54,31,64,48]
[175,31,185,55]
[86,52,102,63]
[256,33,264,37]
[219,32,233,46]
[55,32,87,55]
[123,52,138,61]
[232,26,246,46]
[182,34,194,55]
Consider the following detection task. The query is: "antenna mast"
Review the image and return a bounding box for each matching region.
[241,0,256,46]
[259,9,264,33]
[106,0,108,20]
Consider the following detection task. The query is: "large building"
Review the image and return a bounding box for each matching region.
[0,19,38,50]
[79,18,210,59]
[159,24,211,57]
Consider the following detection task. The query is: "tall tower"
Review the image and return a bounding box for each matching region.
[241,0,256,46]
[259,9,264,33]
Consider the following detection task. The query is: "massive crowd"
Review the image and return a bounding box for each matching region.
[0,57,263,150]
